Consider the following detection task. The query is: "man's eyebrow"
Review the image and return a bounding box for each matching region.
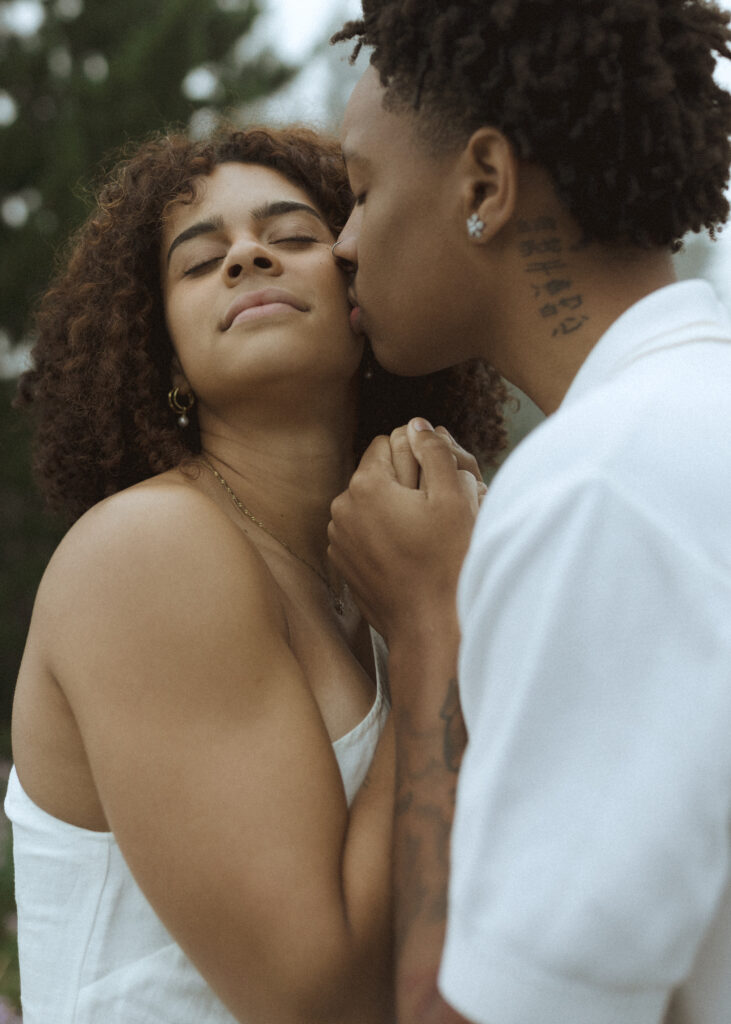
[166,215,225,266]
[341,148,366,170]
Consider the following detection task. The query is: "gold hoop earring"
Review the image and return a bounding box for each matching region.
[168,387,195,428]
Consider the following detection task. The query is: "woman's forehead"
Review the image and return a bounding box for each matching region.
[164,162,314,233]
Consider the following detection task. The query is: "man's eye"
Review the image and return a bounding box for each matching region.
[183,256,223,277]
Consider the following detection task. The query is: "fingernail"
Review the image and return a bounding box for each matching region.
[412,418,434,432]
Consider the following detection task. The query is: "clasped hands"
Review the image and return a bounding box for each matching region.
[328,419,486,644]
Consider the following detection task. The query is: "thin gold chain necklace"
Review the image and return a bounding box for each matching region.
[200,456,345,615]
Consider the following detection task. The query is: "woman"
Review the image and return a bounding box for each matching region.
[6,123,507,1024]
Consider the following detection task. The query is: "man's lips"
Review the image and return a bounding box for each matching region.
[222,288,307,331]
[347,287,363,333]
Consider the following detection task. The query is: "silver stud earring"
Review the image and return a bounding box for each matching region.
[467,213,485,239]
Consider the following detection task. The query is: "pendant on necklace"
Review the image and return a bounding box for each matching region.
[331,581,348,616]
[200,457,347,616]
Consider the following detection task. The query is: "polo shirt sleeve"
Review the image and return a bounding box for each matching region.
[439,470,731,1024]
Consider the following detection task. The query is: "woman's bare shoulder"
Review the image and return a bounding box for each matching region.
[35,469,287,643]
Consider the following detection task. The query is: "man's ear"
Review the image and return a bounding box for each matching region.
[459,127,517,243]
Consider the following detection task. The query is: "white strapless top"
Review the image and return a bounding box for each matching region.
[4,632,389,1024]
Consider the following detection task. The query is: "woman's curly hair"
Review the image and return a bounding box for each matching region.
[16,123,507,522]
[333,0,731,249]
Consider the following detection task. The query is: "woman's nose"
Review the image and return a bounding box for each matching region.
[223,239,283,283]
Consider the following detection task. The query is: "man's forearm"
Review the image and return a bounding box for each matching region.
[388,627,472,1024]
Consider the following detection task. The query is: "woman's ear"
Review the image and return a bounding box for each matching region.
[170,355,190,393]
[459,127,518,244]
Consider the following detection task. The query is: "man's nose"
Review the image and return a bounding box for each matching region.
[331,234,357,274]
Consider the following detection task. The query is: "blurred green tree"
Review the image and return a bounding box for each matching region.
[0,0,295,345]
[0,378,61,739]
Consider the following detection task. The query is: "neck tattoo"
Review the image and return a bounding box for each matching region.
[200,456,345,616]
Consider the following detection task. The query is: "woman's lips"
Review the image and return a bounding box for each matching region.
[230,302,300,327]
[222,288,306,330]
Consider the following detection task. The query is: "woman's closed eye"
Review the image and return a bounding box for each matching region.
[272,235,321,246]
[183,256,224,277]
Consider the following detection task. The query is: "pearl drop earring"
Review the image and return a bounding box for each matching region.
[168,387,196,428]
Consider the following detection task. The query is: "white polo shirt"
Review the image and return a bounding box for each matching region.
[440,281,731,1024]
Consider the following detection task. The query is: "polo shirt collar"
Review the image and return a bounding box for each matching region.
[562,279,731,408]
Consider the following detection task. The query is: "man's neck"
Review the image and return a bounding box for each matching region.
[485,236,677,415]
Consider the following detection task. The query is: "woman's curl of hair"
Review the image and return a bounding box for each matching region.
[16,123,507,522]
[334,0,731,249]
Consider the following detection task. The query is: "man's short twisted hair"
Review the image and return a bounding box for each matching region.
[333,0,731,250]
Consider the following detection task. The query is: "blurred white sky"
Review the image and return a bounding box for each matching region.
[254,0,361,63]
[266,0,731,79]
[236,0,365,127]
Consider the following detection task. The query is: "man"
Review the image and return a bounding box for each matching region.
[327,3,731,1023]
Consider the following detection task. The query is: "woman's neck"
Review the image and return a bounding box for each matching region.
[197,405,355,574]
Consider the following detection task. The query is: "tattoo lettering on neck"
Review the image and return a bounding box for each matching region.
[517,215,589,339]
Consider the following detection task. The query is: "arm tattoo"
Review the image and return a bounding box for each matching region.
[394,677,468,952]
[440,677,467,773]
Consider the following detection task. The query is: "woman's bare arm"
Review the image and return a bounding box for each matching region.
[35,485,394,1024]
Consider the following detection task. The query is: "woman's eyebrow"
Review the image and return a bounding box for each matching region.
[249,199,325,224]
[166,215,225,266]
[166,201,325,266]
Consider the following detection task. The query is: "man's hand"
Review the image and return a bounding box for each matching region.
[328,419,485,642]
[331,419,481,1024]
